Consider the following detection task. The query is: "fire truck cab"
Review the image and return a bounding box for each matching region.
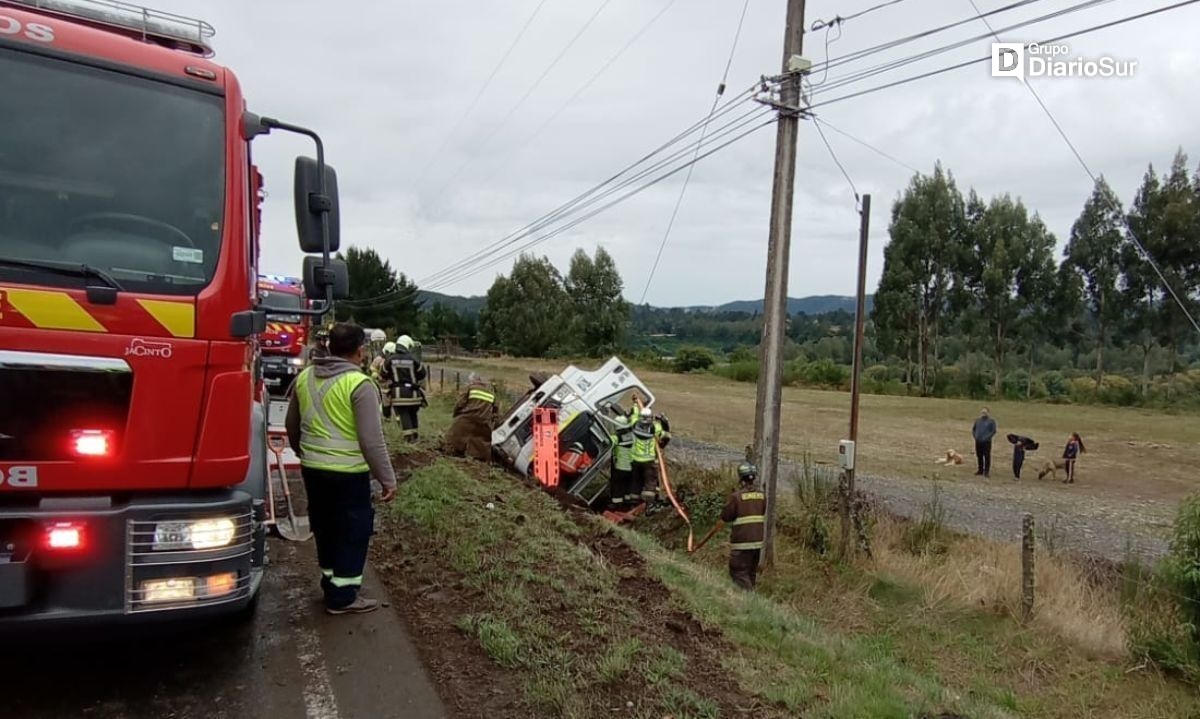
[0,0,346,628]
[256,274,309,395]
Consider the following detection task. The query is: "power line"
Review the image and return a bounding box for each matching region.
[812,118,921,174]
[808,0,1200,111]
[424,115,776,294]
[416,85,763,288]
[340,87,765,310]
[638,0,753,304]
[425,0,615,204]
[964,0,1200,336]
[810,0,1114,99]
[466,0,680,191]
[812,117,860,206]
[808,0,1044,76]
[422,107,774,293]
[408,0,552,191]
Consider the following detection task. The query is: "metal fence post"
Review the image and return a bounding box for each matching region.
[440,367,445,392]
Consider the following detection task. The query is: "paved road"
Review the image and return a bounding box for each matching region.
[2,538,446,719]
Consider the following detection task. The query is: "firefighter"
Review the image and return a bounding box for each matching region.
[445,373,498,462]
[597,403,635,509]
[372,341,396,421]
[721,462,767,589]
[629,405,670,504]
[387,335,426,441]
[309,328,330,360]
[285,323,396,615]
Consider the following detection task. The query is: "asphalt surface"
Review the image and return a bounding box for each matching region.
[1,537,447,719]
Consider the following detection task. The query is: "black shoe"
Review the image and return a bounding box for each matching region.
[974,470,983,476]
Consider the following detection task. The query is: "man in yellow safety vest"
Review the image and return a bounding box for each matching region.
[628,406,670,504]
[286,323,397,615]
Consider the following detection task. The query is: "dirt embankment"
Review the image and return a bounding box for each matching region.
[371,449,788,719]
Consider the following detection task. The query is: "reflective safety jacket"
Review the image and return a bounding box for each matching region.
[720,484,766,551]
[295,367,371,473]
[387,350,426,407]
[630,416,667,464]
[454,382,499,425]
[607,415,635,472]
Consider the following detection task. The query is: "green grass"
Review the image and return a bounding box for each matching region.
[384,456,759,717]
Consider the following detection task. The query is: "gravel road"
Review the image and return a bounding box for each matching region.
[669,437,1171,564]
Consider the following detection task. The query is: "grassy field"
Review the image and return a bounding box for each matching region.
[432,357,1200,511]
[377,397,1200,718]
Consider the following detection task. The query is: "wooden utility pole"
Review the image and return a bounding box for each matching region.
[840,194,871,558]
[753,0,806,569]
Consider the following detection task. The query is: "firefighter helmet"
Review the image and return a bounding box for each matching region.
[736,462,758,483]
[383,341,397,355]
[397,334,415,350]
[639,406,652,419]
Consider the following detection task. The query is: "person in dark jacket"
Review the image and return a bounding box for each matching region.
[972,407,997,477]
[445,374,498,461]
[718,462,766,590]
[1062,432,1085,484]
[386,335,426,441]
[1007,433,1038,480]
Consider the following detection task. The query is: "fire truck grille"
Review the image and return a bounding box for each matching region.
[0,351,132,461]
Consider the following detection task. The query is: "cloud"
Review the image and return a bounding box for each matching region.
[155,0,1200,306]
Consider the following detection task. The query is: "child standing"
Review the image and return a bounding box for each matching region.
[1062,433,1085,484]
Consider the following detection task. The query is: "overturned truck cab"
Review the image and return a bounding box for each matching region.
[491,357,655,507]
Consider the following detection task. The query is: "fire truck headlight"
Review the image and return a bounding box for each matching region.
[153,518,238,551]
[289,358,305,367]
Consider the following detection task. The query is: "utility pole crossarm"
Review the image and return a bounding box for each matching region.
[753,0,806,570]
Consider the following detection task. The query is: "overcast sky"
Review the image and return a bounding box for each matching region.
[158,0,1200,307]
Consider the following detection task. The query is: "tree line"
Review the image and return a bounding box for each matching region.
[333,246,629,357]
[872,150,1200,402]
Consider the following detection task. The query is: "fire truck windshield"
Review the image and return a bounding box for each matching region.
[262,290,302,323]
[0,48,225,296]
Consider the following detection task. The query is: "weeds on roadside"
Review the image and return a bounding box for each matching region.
[903,478,950,557]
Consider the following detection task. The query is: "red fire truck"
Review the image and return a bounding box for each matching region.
[256,274,310,394]
[0,0,347,627]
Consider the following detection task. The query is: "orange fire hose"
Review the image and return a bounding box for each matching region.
[657,450,694,552]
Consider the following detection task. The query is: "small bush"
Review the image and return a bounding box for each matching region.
[796,359,849,389]
[1040,370,1069,398]
[903,480,950,557]
[712,360,758,383]
[672,347,716,374]
[728,346,757,364]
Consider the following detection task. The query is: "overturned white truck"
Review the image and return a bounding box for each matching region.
[491,357,656,507]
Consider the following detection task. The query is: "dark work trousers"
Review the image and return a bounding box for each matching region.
[301,467,375,610]
[396,407,419,440]
[1012,444,1025,479]
[975,440,993,475]
[729,549,761,590]
[609,467,632,507]
[630,461,658,500]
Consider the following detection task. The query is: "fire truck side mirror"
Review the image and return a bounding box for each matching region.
[294,156,340,254]
[230,310,267,338]
[303,256,349,301]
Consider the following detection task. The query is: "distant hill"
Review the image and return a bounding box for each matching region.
[416,290,870,317]
[691,295,872,316]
